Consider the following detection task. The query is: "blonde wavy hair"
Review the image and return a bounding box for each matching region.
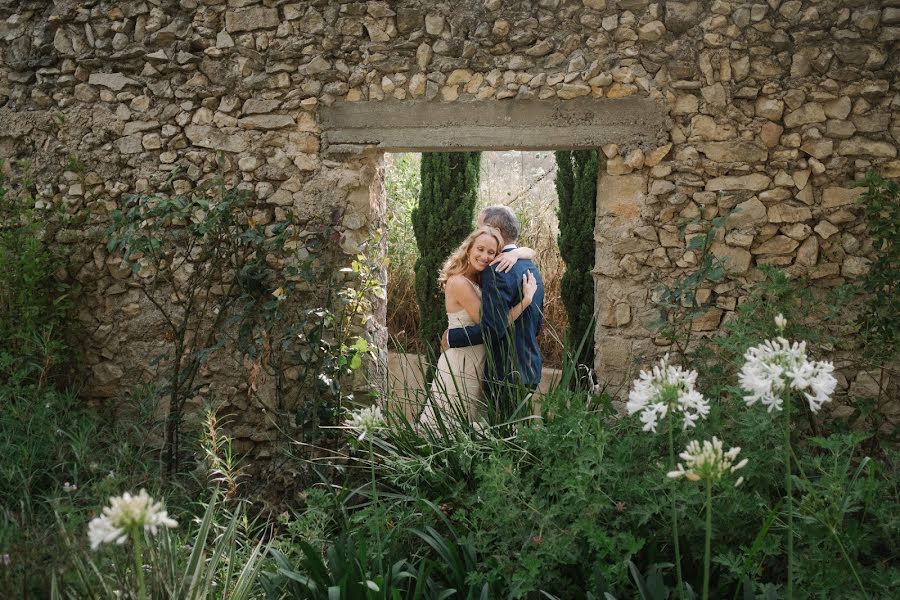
[437,226,504,289]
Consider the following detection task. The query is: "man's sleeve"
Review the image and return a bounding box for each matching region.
[449,267,513,348]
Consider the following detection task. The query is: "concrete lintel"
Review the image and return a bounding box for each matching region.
[319,98,668,153]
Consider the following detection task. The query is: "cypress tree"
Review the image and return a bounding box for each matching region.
[554,150,598,368]
[411,152,481,363]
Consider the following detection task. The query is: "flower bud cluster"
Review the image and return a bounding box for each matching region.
[344,405,386,441]
[668,437,748,487]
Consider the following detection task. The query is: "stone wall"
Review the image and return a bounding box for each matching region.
[1,0,899,454]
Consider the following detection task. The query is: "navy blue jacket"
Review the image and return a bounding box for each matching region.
[447,250,544,389]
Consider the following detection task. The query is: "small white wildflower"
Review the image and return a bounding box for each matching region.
[739,337,837,413]
[343,405,385,441]
[774,313,787,331]
[63,481,77,492]
[88,490,178,551]
[627,354,710,432]
[667,437,748,487]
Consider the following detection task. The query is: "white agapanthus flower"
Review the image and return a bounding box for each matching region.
[739,316,837,413]
[88,489,178,550]
[627,354,710,433]
[774,313,788,331]
[668,437,748,487]
[343,405,385,441]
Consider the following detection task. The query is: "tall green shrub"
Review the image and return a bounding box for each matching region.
[411,152,481,360]
[554,150,598,368]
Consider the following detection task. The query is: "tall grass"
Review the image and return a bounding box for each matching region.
[384,152,568,366]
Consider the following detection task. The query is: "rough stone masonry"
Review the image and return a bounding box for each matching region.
[1,0,898,463]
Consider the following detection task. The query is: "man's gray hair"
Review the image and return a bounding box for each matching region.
[479,205,519,243]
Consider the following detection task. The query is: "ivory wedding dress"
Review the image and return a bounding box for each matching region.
[419,282,485,427]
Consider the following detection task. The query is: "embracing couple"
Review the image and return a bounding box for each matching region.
[419,206,545,428]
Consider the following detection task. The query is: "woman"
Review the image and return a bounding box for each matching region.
[419,226,538,428]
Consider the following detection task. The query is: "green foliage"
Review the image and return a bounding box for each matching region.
[466,392,643,596]
[0,161,72,388]
[264,536,420,599]
[106,169,290,475]
[235,231,382,449]
[854,171,900,366]
[385,154,423,349]
[650,216,727,362]
[411,152,481,361]
[55,493,269,600]
[554,150,598,368]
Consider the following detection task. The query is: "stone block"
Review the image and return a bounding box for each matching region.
[768,203,812,223]
[760,122,783,147]
[597,174,647,221]
[783,102,826,128]
[800,139,833,160]
[238,114,295,130]
[752,235,800,255]
[842,256,871,278]
[822,186,864,209]
[711,242,752,273]
[184,125,247,153]
[691,308,722,331]
[225,7,279,33]
[706,174,771,192]
[698,141,767,162]
[88,72,138,91]
[725,197,767,229]
[837,137,897,158]
[796,236,819,267]
[755,97,784,120]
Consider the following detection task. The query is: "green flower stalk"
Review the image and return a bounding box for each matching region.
[87,490,178,600]
[627,354,711,598]
[669,437,747,600]
[738,314,837,598]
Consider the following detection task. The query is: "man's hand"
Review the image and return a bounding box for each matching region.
[441,330,449,352]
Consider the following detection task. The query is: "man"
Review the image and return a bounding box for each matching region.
[442,206,545,422]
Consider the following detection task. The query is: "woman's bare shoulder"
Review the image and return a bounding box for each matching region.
[445,275,476,296]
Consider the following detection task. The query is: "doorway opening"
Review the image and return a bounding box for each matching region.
[381,151,569,404]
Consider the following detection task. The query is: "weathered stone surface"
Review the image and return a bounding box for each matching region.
[725,197,767,229]
[800,140,833,160]
[783,103,827,128]
[92,362,124,386]
[711,243,752,273]
[184,125,247,152]
[88,73,138,91]
[755,97,784,120]
[225,7,279,33]
[752,235,800,255]
[698,141,767,162]
[238,115,295,130]
[837,137,898,158]
[706,174,772,192]
[768,203,812,223]
[796,236,819,267]
[842,256,871,278]
[597,174,647,221]
[665,1,701,34]
[814,220,840,239]
[760,122,784,147]
[822,187,864,209]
